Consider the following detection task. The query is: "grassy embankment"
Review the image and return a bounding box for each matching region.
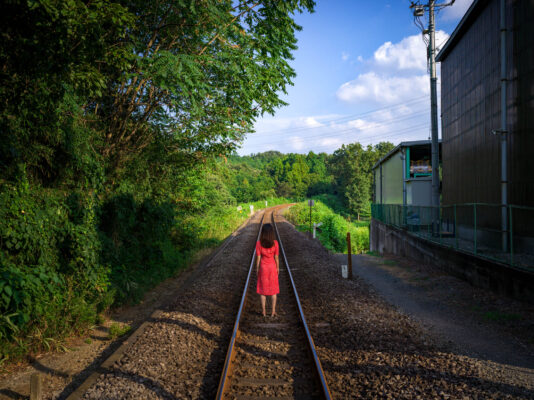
[284,194,370,254]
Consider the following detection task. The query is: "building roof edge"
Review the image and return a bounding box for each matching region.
[371,139,441,170]
[436,0,488,62]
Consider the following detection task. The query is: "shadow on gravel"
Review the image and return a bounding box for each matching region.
[28,357,70,378]
[0,388,25,399]
[54,323,145,400]
[320,358,534,398]
[92,369,179,399]
[150,316,220,342]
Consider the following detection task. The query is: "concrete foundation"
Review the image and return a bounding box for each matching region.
[370,218,534,303]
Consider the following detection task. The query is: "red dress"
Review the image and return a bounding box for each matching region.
[256,240,280,296]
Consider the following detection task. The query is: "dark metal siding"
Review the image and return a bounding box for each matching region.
[510,0,534,208]
[440,0,534,213]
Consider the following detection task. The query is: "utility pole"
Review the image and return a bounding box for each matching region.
[410,0,455,235]
[428,0,440,235]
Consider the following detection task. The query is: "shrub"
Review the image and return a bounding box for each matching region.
[285,199,369,254]
[0,183,109,359]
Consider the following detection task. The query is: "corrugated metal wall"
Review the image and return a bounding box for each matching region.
[510,0,534,208]
[440,0,534,231]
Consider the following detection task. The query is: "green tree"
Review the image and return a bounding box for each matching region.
[96,0,316,176]
[329,142,394,219]
[0,0,134,184]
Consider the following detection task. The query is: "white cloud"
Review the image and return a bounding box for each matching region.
[341,51,350,61]
[301,116,323,128]
[441,0,474,21]
[373,31,449,72]
[336,31,447,107]
[319,138,343,147]
[337,72,429,104]
[345,118,381,131]
[374,36,426,71]
[357,55,363,62]
[289,136,305,150]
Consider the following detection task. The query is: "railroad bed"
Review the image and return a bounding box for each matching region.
[216,208,330,399]
[73,206,330,400]
[67,205,534,400]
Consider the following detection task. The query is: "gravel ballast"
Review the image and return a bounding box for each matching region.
[274,212,534,399]
[66,207,534,399]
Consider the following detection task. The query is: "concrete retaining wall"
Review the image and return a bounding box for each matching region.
[370,218,534,303]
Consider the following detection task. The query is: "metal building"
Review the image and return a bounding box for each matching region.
[373,140,442,207]
[437,0,534,209]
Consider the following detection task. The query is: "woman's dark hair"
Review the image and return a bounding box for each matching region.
[260,224,275,248]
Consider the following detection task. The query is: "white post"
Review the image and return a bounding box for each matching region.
[249,205,254,216]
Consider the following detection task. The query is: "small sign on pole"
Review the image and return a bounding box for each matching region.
[249,205,254,215]
[265,200,268,207]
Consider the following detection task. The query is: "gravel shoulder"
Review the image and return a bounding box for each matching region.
[332,253,534,369]
[277,212,534,399]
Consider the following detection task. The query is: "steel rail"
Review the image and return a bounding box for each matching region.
[272,211,332,400]
[216,206,331,399]
[215,211,266,399]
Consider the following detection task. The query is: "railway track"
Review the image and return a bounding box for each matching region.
[216,207,331,399]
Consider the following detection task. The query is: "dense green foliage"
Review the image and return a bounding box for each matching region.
[284,196,370,254]
[0,0,315,363]
[330,142,395,219]
[0,0,393,364]
[224,144,394,214]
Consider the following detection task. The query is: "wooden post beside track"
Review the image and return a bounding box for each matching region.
[30,373,42,400]
[346,232,352,279]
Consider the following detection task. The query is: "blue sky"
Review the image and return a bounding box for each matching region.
[238,0,474,155]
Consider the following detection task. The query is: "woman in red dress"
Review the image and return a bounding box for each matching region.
[255,224,280,317]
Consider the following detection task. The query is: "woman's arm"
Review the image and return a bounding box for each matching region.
[256,254,261,274]
[275,254,279,275]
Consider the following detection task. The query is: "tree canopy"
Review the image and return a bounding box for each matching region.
[1,0,315,185]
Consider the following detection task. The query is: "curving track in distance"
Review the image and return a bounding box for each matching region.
[216,206,332,399]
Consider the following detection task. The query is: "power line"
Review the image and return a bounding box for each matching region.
[242,121,430,153]
[247,106,429,146]
[250,95,429,137]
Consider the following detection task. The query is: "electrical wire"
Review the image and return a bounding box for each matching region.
[242,121,431,154]
[249,95,429,137]
[248,108,430,146]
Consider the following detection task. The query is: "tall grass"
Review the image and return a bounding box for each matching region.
[284,199,369,254]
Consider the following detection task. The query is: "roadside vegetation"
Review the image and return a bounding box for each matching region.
[285,195,370,254]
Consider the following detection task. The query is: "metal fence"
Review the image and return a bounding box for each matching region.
[371,203,534,271]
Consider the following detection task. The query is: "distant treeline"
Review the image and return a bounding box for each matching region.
[226,142,394,219]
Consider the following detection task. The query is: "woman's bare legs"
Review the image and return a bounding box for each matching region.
[260,295,266,317]
[271,294,277,317]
